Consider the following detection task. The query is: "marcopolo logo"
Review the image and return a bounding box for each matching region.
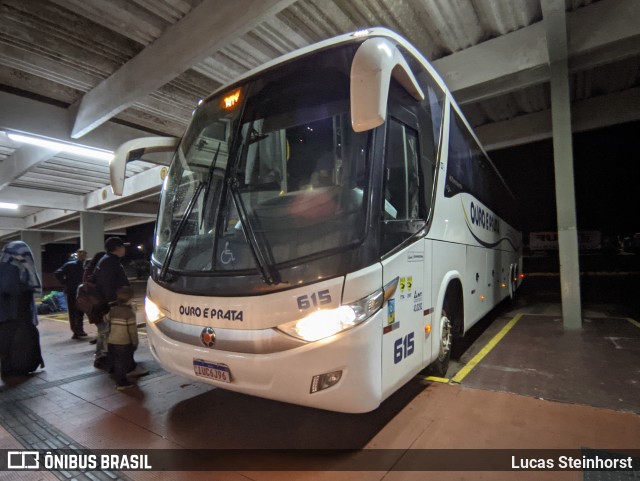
[470,201,499,233]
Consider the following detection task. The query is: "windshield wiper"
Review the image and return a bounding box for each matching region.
[159,181,205,281]
[160,141,224,280]
[228,178,281,285]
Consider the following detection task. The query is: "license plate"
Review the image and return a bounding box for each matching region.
[193,359,231,383]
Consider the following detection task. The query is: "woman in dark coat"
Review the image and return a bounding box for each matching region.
[0,241,45,376]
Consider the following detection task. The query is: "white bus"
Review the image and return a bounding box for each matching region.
[112,28,522,413]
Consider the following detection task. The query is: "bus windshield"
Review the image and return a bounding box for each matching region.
[153,44,372,281]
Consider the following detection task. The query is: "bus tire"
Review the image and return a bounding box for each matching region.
[508,264,515,299]
[447,292,465,360]
[509,263,519,300]
[427,308,452,377]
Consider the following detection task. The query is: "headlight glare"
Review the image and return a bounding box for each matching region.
[278,289,383,342]
[144,297,164,323]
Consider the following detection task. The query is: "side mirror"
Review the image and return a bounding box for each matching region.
[350,37,425,132]
[110,136,179,195]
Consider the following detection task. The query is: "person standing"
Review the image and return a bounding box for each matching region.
[83,251,105,285]
[83,250,106,322]
[107,286,147,390]
[55,249,88,339]
[94,238,129,304]
[0,241,45,377]
[93,238,129,369]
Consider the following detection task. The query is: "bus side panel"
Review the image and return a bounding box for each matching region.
[380,241,425,401]
[492,247,514,304]
[485,248,496,307]
[422,239,434,368]
[465,245,487,331]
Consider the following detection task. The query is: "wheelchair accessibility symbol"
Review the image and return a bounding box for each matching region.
[220,242,235,265]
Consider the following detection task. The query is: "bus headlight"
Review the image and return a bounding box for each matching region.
[277,289,383,342]
[145,297,164,324]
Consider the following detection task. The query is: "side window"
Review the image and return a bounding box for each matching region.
[397,45,444,222]
[384,118,420,220]
[446,108,518,227]
[381,117,424,255]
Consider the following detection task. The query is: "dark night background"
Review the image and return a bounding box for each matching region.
[42,120,639,273]
[492,120,638,239]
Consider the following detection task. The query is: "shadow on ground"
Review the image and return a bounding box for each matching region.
[166,377,426,449]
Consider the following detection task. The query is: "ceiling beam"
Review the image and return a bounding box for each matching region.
[23,209,75,229]
[71,0,297,138]
[44,229,125,245]
[434,0,640,105]
[104,216,155,231]
[0,91,155,151]
[0,216,26,230]
[99,210,156,219]
[34,215,154,244]
[477,87,640,151]
[0,186,84,211]
[0,145,59,190]
[542,0,568,63]
[0,165,164,237]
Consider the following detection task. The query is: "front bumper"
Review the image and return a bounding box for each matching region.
[146,311,383,413]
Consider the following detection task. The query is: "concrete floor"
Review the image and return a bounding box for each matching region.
[1,276,639,480]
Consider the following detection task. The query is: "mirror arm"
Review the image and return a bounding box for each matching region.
[110,137,179,195]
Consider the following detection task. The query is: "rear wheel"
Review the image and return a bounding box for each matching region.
[509,263,519,300]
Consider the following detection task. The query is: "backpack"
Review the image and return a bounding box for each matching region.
[76,282,108,323]
[42,291,60,312]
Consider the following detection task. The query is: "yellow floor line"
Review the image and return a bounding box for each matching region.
[40,316,70,325]
[451,313,523,384]
[626,317,640,329]
[424,376,450,384]
[41,316,148,333]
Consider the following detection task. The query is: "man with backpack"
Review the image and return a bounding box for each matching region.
[55,249,88,339]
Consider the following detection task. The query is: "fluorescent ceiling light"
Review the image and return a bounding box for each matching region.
[0,202,19,210]
[7,133,113,161]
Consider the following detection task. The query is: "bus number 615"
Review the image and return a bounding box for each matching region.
[394,332,415,364]
[297,289,332,310]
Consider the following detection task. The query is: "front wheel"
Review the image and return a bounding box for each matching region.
[426,309,452,377]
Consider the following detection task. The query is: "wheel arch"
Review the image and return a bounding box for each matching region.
[435,272,464,336]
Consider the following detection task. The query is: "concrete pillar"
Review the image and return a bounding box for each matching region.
[20,230,42,282]
[80,211,104,258]
[543,0,582,330]
[550,62,582,330]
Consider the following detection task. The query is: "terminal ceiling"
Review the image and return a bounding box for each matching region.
[0,0,638,244]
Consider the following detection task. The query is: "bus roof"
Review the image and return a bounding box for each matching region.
[204,27,450,104]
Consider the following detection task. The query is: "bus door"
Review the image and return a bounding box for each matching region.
[379,108,426,398]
